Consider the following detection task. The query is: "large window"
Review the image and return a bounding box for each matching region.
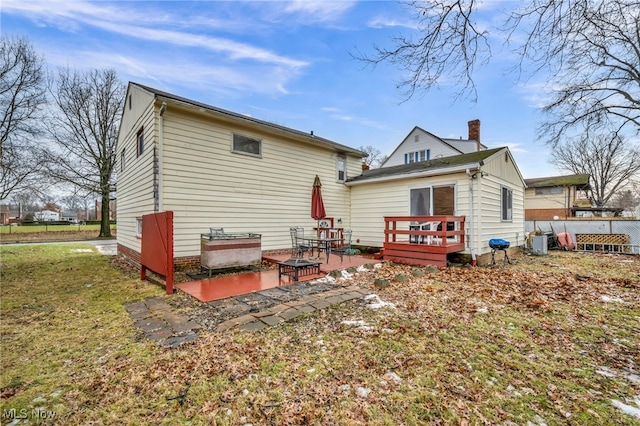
[410,187,431,216]
[337,154,346,182]
[232,133,261,157]
[502,186,513,221]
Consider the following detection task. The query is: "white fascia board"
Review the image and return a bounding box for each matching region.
[345,163,482,186]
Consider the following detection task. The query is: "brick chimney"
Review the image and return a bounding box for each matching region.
[468,119,481,151]
[362,162,370,171]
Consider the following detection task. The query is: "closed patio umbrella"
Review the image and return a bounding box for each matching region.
[311,175,326,234]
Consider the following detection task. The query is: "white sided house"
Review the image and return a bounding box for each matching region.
[347,147,526,266]
[116,83,366,269]
[380,120,487,167]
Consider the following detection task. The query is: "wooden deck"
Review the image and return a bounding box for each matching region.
[383,215,466,268]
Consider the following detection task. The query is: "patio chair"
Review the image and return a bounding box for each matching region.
[421,221,441,244]
[331,229,353,263]
[290,227,312,258]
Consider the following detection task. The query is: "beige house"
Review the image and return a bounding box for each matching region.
[524,174,591,220]
[116,83,526,268]
[116,83,366,268]
[348,147,526,264]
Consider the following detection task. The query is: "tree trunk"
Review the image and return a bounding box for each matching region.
[99,191,111,237]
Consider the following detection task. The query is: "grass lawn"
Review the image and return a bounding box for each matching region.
[0,225,116,244]
[1,244,639,425]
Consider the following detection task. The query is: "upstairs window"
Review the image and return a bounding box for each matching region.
[136,128,144,157]
[337,154,346,182]
[232,133,261,157]
[404,150,430,164]
[502,186,513,221]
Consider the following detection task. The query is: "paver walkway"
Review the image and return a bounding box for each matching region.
[125,283,371,347]
[124,297,201,348]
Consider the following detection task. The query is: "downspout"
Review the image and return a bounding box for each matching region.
[466,169,477,266]
[158,101,167,212]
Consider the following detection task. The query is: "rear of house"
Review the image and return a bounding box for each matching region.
[348,148,525,265]
[116,83,365,269]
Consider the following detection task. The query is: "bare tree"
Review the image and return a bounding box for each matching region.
[358,1,640,144]
[45,68,124,237]
[550,133,640,208]
[0,36,47,200]
[359,145,387,168]
[609,189,640,211]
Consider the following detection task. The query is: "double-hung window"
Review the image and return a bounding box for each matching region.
[337,154,346,182]
[501,186,513,221]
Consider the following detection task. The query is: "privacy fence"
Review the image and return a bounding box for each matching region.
[525,219,640,255]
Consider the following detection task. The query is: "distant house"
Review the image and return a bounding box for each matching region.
[380,120,486,167]
[0,205,9,225]
[34,210,60,222]
[524,174,591,220]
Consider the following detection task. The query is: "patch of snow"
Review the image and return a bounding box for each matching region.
[476,307,488,313]
[596,366,617,378]
[337,384,351,392]
[242,389,249,396]
[357,265,369,272]
[340,270,353,280]
[383,372,402,385]
[622,371,640,385]
[342,320,368,327]
[307,368,315,373]
[527,414,548,426]
[601,295,624,303]
[363,294,396,310]
[356,387,371,398]
[70,249,93,253]
[611,396,640,419]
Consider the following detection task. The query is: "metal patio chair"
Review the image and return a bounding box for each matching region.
[331,229,353,263]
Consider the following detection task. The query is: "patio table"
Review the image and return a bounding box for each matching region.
[301,237,343,263]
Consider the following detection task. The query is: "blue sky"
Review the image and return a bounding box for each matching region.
[2,0,558,178]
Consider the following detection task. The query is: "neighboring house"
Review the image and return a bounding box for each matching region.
[524,174,591,220]
[348,147,526,265]
[380,119,486,167]
[0,205,9,225]
[116,83,366,268]
[61,211,79,223]
[34,210,60,221]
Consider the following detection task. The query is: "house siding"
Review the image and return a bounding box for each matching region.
[116,87,156,256]
[351,174,472,248]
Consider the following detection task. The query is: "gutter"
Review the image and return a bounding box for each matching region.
[345,163,483,186]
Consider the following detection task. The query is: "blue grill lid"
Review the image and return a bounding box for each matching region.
[489,238,510,248]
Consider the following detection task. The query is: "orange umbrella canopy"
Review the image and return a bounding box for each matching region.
[311,175,326,220]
